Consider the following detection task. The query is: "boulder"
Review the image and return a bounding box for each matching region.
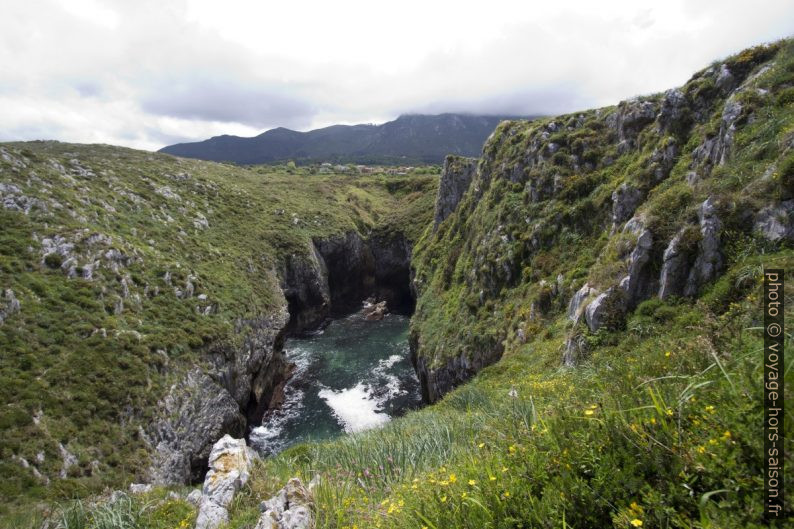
[567,283,598,322]
[255,478,314,529]
[195,436,254,529]
[363,300,388,321]
[584,288,625,333]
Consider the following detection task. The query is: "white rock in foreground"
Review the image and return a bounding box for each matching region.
[255,477,314,529]
[195,435,253,529]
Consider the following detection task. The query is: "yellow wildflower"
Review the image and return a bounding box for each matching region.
[584,409,594,416]
[478,442,485,448]
[631,519,643,527]
[440,495,447,503]
[449,473,457,483]
[468,479,476,486]
[489,476,497,481]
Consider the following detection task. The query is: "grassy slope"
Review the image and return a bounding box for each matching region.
[0,142,437,514]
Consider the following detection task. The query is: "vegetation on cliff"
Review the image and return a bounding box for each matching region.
[4,38,794,529]
[0,142,437,515]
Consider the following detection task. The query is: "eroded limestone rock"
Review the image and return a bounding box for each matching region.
[255,478,314,529]
[195,435,254,529]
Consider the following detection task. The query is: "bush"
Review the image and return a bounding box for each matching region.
[44,253,63,269]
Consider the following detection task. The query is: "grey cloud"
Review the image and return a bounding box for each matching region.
[415,83,593,119]
[140,76,317,129]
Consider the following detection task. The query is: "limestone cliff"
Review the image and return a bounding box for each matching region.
[411,41,794,402]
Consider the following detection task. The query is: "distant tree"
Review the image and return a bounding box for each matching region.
[286,160,297,174]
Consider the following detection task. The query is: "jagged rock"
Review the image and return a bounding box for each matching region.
[58,443,77,479]
[567,283,598,322]
[363,300,388,321]
[255,478,314,529]
[0,289,20,325]
[716,64,736,93]
[656,89,689,134]
[434,155,477,229]
[618,227,655,309]
[685,197,723,296]
[754,200,794,243]
[155,186,181,201]
[649,138,679,183]
[149,370,246,485]
[129,483,152,494]
[692,98,743,171]
[611,184,643,231]
[195,435,253,529]
[584,287,625,332]
[658,228,696,299]
[607,98,657,144]
[148,302,290,484]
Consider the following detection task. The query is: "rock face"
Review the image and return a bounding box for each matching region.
[255,478,314,529]
[684,197,723,297]
[433,155,477,230]
[195,435,253,529]
[410,334,503,403]
[611,184,644,231]
[148,306,289,484]
[755,200,794,243]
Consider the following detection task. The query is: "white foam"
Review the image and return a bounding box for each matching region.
[319,383,391,433]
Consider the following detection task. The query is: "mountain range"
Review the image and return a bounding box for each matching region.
[159,113,532,165]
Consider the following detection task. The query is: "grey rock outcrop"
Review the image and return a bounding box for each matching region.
[195,435,254,529]
[568,283,598,322]
[755,200,794,243]
[691,98,743,172]
[149,371,246,485]
[410,333,503,404]
[611,184,643,231]
[658,228,696,299]
[684,197,723,296]
[0,289,20,325]
[656,89,689,134]
[619,226,655,309]
[255,478,314,529]
[584,287,625,332]
[607,98,657,146]
[433,155,477,230]
[148,304,289,484]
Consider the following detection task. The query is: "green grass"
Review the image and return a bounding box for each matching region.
[0,141,437,514]
[210,252,793,529]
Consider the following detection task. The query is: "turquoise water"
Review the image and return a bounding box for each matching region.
[250,311,421,455]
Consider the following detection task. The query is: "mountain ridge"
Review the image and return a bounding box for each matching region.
[159,113,535,165]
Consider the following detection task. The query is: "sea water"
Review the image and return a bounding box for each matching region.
[249,311,421,455]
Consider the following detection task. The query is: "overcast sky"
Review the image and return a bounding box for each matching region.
[1,0,793,151]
